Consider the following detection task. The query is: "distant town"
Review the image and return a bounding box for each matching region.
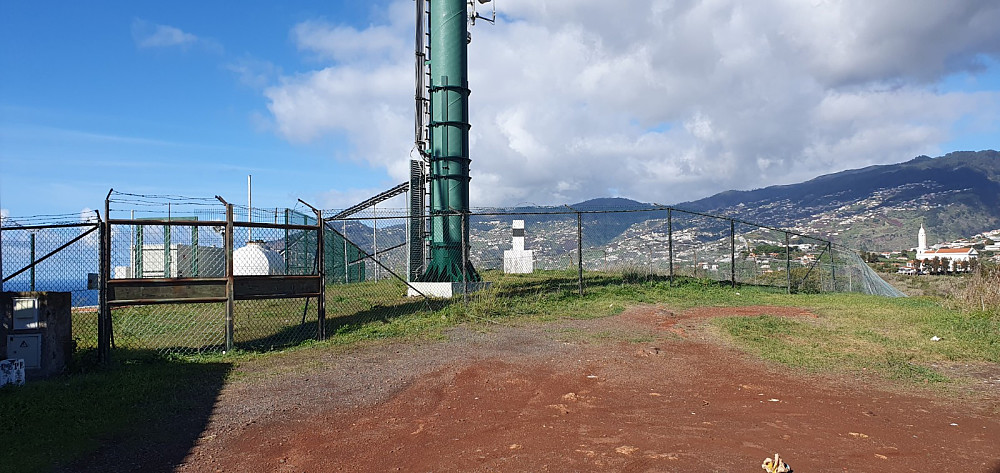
[863,227,1000,275]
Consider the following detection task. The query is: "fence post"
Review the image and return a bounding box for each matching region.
[577,211,583,296]
[829,241,836,291]
[135,212,143,278]
[316,210,326,341]
[730,219,735,288]
[164,203,171,278]
[344,220,349,283]
[461,211,468,306]
[225,203,234,351]
[667,208,673,286]
[99,191,111,363]
[29,233,35,291]
[98,219,106,362]
[284,209,290,272]
[191,224,199,277]
[785,231,791,294]
[0,212,3,292]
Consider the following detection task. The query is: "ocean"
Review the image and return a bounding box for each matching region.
[2,278,99,307]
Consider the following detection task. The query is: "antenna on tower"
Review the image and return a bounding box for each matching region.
[468,0,495,26]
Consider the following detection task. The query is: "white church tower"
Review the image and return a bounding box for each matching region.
[917,224,927,255]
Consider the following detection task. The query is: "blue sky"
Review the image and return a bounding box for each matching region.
[2,0,999,221]
[1,1,388,218]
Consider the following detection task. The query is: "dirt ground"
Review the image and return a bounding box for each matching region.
[170,305,1000,473]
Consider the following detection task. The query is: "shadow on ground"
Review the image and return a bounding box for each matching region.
[53,350,231,473]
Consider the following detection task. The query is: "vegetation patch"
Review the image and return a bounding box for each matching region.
[0,354,231,473]
[714,293,999,383]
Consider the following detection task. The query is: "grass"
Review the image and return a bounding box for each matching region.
[0,352,230,472]
[4,270,999,471]
[712,293,999,383]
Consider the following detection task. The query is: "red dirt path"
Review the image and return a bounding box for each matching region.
[178,305,1000,472]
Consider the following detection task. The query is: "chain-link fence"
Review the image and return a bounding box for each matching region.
[2,191,903,361]
[1,214,101,351]
[330,204,904,303]
[102,192,336,355]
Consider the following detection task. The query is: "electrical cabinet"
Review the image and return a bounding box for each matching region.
[13,297,39,330]
[7,334,41,369]
[2,292,72,381]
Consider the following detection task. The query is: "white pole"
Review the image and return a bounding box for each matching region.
[247,174,252,242]
[373,202,378,280]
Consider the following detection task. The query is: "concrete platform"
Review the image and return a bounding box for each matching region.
[407,281,492,298]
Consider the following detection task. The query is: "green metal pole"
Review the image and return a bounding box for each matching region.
[423,0,478,283]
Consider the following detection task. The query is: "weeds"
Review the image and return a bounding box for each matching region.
[955,266,1000,315]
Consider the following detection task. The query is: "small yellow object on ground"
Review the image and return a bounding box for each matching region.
[762,453,792,472]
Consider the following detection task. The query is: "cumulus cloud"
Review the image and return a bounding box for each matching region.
[0,208,8,221]
[264,0,1000,206]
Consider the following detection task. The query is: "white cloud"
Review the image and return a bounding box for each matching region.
[225,57,281,89]
[0,208,8,221]
[131,19,221,52]
[264,0,1000,206]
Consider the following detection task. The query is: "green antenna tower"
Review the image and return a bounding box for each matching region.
[413,0,492,282]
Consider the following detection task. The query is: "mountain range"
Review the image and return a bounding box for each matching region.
[672,150,1000,250]
[337,150,999,259]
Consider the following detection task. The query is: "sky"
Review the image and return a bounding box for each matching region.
[1,0,999,221]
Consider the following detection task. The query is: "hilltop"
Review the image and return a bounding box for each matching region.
[675,150,1000,250]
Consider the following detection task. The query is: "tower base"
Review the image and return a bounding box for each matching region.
[407,281,491,298]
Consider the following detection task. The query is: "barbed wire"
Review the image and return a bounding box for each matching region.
[1,212,97,227]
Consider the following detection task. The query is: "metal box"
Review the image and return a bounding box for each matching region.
[8,334,41,369]
[13,298,39,330]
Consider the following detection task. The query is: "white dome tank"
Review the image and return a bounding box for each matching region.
[233,241,286,276]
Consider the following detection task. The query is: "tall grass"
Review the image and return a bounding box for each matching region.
[956,266,1000,315]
